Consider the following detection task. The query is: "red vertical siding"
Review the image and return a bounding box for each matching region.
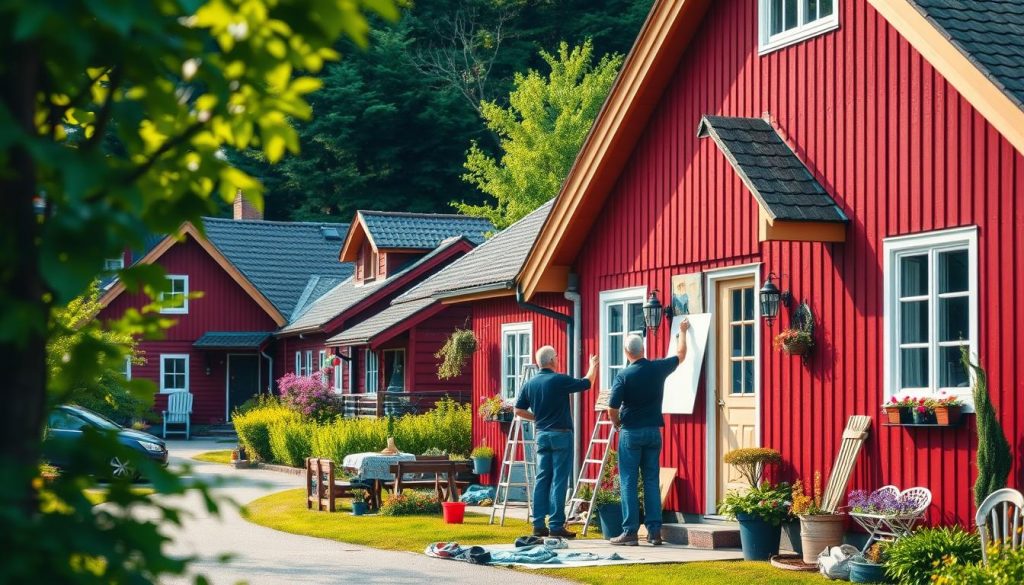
[568,0,1024,524]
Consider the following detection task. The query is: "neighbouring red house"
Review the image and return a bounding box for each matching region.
[511,0,1024,529]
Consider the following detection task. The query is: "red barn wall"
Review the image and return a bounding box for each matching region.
[571,0,1024,524]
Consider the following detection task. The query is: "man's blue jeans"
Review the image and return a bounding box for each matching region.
[617,426,663,535]
[532,430,573,531]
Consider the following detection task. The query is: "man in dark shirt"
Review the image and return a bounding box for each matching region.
[607,318,689,546]
[515,347,599,538]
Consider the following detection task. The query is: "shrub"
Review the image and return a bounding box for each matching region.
[470,446,494,459]
[962,348,1012,506]
[268,419,314,468]
[232,403,300,462]
[886,526,982,585]
[277,371,340,422]
[379,490,441,516]
[722,447,782,487]
[435,328,477,380]
[310,416,389,463]
[934,546,1024,585]
[718,482,792,526]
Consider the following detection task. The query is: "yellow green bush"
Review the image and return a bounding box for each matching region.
[268,419,314,468]
[233,403,300,462]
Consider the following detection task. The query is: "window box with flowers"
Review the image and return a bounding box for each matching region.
[932,393,964,426]
[882,395,916,425]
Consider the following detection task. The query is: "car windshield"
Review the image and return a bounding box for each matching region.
[68,407,121,431]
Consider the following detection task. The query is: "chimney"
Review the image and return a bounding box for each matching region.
[233,189,263,221]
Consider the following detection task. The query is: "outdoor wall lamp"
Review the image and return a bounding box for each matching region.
[759,272,792,326]
[642,289,673,337]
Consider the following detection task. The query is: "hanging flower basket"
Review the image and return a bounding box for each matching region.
[774,329,814,356]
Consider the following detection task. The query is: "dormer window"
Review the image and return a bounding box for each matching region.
[104,257,125,271]
[759,0,838,54]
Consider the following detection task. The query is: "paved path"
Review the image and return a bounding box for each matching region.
[159,441,571,585]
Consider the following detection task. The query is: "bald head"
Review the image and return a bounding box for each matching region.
[536,345,557,368]
[624,334,645,361]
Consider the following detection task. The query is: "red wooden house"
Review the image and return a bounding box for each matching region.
[513,0,1024,527]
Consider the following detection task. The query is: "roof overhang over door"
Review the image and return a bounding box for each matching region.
[697,115,847,244]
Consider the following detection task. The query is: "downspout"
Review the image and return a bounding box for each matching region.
[260,349,274,394]
[563,273,583,483]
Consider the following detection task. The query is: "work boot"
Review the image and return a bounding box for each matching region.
[532,527,549,537]
[548,527,576,539]
[646,531,663,546]
[609,532,639,546]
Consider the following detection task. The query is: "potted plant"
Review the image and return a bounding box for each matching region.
[911,397,937,424]
[719,482,791,560]
[933,393,964,426]
[849,542,890,583]
[882,395,915,425]
[792,472,846,564]
[470,445,494,475]
[350,487,369,516]
[595,487,624,537]
[773,327,814,356]
[478,394,513,423]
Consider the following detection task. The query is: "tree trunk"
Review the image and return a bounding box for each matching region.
[0,42,48,512]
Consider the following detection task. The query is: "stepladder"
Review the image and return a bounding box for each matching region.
[565,409,617,536]
[489,414,537,526]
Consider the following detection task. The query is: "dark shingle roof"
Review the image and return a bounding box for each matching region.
[697,116,847,223]
[289,275,347,321]
[193,331,273,349]
[396,201,553,304]
[325,297,438,345]
[910,0,1024,109]
[360,211,492,249]
[202,218,354,316]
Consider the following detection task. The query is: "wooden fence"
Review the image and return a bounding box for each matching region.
[338,389,471,418]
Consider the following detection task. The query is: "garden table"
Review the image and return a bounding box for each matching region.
[342,452,417,509]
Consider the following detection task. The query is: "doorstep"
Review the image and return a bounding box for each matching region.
[661,522,741,549]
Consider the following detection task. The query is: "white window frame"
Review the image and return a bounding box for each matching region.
[104,257,125,271]
[883,226,978,409]
[294,351,303,375]
[159,275,189,314]
[319,350,329,384]
[382,348,406,391]
[500,322,533,399]
[758,0,840,55]
[159,354,190,394]
[304,350,313,377]
[599,287,648,388]
[365,350,379,393]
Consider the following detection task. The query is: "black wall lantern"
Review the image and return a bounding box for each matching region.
[643,289,674,336]
[759,273,792,326]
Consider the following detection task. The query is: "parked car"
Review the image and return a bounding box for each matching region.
[43,404,168,479]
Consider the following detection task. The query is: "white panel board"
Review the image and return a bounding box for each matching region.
[662,314,711,414]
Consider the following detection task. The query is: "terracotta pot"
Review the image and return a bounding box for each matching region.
[883,407,902,425]
[798,514,846,564]
[934,405,961,426]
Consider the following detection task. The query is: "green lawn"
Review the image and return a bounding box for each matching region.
[192,450,234,465]
[244,489,828,585]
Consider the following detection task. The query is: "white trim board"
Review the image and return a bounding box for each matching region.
[159,353,190,394]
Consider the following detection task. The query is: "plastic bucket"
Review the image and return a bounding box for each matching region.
[442,501,466,524]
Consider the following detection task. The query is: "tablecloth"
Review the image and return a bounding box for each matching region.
[342,452,416,481]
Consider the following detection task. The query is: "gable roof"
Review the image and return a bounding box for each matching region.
[519,0,1024,300]
[396,201,554,304]
[339,211,492,261]
[203,217,352,317]
[325,297,441,347]
[696,116,847,223]
[278,236,474,335]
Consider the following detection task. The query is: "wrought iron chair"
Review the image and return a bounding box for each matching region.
[848,486,931,552]
[975,488,1024,565]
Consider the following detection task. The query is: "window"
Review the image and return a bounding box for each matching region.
[294,351,303,375]
[501,323,533,399]
[600,287,647,386]
[160,275,189,314]
[383,349,406,391]
[319,350,328,383]
[305,351,313,377]
[884,227,978,405]
[160,354,189,393]
[333,357,344,392]
[727,286,757,394]
[104,257,124,271]
[759,0,839,54]
[48,411,87,431]
[365,351,379,393]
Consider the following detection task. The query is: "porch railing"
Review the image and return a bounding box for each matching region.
[338,389,471,418]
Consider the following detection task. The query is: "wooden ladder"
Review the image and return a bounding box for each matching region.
[489,414,537,526]
[566,409,617,536]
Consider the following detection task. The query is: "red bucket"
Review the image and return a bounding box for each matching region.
[442,501,466,524]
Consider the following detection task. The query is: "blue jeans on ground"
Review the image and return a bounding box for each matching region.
[532,430,573,531]
[618,426,663,535]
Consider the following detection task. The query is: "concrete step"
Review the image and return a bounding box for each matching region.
[662,522,741,549]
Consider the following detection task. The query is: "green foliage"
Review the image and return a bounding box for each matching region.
[718,483,792,526]
[435,328,478,380]
[722,447,782,488]
[885,527,982,585]
[455,40,623,229]
[268,419,315,468]
[233,403,302,462]
[379,489,442,516]
[934,546,1024,585]
[962,348,1012,506]
[470,445,494,459]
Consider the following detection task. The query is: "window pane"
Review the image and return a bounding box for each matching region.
[743,360,754,394]
[608,304,623,333]
[899,301,928,343]
[731,325,742,357]
[731,361,742,394]
[900,348,929,388]
[743,287,754,321]
[629,302,645,333]
[900,255,928,297]
[610,335,623,366]
[164,373,174,389]
[732,289,742,321]
[742,324,754,356]
[770,0,783,35]
[939,296,969,342]
[938,250,969,294]
[939,346,970,388]
[819,0,833,17]
[519,332,530,356]
[784,0,798,30]
[806,0,818,21]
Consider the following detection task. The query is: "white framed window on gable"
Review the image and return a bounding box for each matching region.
[160,354,189,393]
[759,0,839,55]
[365,350,379,393]
[599,287,648,386]
[160,275,189,314]
[501,323,533,399]
[883,226,978,407]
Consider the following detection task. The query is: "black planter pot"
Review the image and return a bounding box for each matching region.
[912,409,937,424]
[736,512,782,561]
[783,520,803,555]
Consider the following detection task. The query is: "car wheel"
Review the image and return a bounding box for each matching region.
[110,456,135,480]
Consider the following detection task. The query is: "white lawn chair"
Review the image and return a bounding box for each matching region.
[976,488,1024,565]
[162,392,193,439]
[848,486,931,552]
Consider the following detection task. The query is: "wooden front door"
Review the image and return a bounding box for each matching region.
[715,277,758,503]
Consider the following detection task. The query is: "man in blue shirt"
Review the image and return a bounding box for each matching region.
[515,347,599,538]
[607,318,689,546]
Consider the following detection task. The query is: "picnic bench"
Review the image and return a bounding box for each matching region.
[389,459,472,502]
[305,458,372,512]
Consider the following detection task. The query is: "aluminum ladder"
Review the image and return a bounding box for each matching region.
[565,409,617,535]
[489,414,537,526]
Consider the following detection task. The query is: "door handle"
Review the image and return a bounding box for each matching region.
[717,399,725,407]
